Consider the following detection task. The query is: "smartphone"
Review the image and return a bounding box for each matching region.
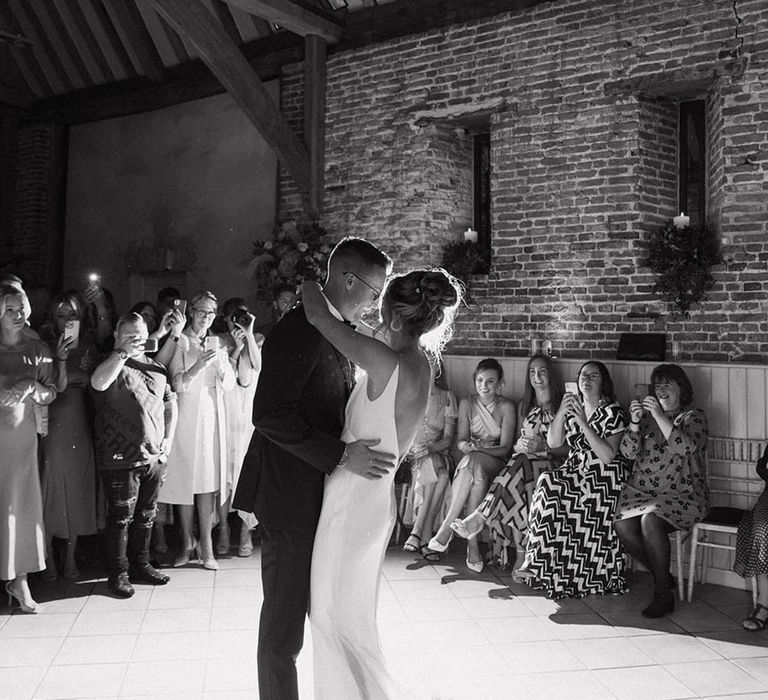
[204,336,218,352]
[173,299,187,316]
[87,273,100,287]
[564,381,578,394]
[634,383,652,398]
[142,338,159,353]
[63,320,80,350]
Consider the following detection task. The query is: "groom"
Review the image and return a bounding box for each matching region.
[234,236,395,700]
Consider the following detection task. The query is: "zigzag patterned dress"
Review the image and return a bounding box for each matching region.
[523,400,628,598]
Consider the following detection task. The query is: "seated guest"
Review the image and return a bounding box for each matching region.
[735,444,768,630]
[39,291,98,580]
[402,366,458,561]
[216,298,263,556]
[515,361,627,597]
[91,313,178,598]
[0,284,57,613]
[428,358,516,572]
[451,354,566,569]
[615,364,708,618]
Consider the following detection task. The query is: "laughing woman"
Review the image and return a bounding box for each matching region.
[515,361,627,598]
[615,364,708,618]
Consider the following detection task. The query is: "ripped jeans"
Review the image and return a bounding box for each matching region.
[101,462,166,577]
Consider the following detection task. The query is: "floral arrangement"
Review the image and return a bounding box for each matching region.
[642,220,724,317]
[248,220,334,298]
[439,239,488,302]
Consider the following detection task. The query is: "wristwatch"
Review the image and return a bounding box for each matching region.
[115,348,129,361]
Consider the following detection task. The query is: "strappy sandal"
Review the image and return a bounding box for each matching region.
[403,534,421,553]
[421,545,440,562]
[742,603,768,631]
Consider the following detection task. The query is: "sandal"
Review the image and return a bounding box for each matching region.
[421,545,440,562]
[403,534,421,553]
[512,566,535,584]
[450,516,484,541]
[742,603,768,631]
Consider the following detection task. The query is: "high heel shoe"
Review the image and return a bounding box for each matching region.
[5,582,42,614]
[216,527,230,557]
[427,532,454,553]
[450,516,484,540]
[466,557,485,574]
[174,538,199,567]
[199,542,218,571]
[641,590,675,619]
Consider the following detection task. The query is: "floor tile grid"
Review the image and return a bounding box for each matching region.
[3,547,768,699]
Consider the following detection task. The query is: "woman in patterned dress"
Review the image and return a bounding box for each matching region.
[427,358,516,572]
[615,364,708,617]
[734,444,768,630]
[450,354,566,569]
[514,360,627,598]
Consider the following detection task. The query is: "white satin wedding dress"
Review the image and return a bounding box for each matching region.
[310,363,407,700]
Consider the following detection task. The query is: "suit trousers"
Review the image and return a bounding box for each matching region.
[257,524,317,700]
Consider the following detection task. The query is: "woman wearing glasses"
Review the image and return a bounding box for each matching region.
[514,360,628,598]
[159,290,235,570]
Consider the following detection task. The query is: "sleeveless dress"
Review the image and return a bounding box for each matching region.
[310,364,406,700]
[455,397,506,479]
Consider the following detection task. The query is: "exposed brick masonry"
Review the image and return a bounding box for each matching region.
[280,0,768,363]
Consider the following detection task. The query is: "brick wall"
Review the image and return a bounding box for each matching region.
[280,0,768,363]
[8,122,66,289]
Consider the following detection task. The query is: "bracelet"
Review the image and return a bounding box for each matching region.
[337,445,349,469]
[630,419,640,425]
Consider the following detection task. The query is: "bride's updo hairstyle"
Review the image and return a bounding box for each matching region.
[380,268,461,359]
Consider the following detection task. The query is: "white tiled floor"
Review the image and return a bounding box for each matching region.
[2,544,768,699]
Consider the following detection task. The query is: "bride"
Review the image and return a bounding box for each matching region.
[301,268,460,700]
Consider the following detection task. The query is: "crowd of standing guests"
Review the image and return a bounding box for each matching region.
[0,274,270,608]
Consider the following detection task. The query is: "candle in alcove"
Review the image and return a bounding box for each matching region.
[464,228,478,243]
[672,212,690,229]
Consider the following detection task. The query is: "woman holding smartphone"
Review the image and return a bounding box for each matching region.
[514,361,627,598]
[215,297,263,556]
[39,291,98,580]
[615,364,708,618]
[159,291,235,570]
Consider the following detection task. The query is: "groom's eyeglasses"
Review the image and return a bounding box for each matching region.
[345,271,382,303]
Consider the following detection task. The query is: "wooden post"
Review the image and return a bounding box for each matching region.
[304,34,326,218]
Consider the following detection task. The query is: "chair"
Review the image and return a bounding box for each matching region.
[629,530,687,602]
[687,506,757,603]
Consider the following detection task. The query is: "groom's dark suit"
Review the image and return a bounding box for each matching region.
[234,303,353,700]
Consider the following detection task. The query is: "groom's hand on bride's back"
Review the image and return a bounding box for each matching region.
[342,439,396,479]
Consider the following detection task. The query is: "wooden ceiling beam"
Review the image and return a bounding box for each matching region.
[0,82,34,109]
[221,0,343,43]
[31,31,302,124]
[28,0,90,89]
[65,0,115,82]
[102,0,164,82]
[0,7,48,97]
[77,0,133,79]
[50,0,106,84]
[210,0,242,44]
[148,0,315,215]
[5,0,71,93]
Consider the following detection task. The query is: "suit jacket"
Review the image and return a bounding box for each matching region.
[233,304,354,531]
